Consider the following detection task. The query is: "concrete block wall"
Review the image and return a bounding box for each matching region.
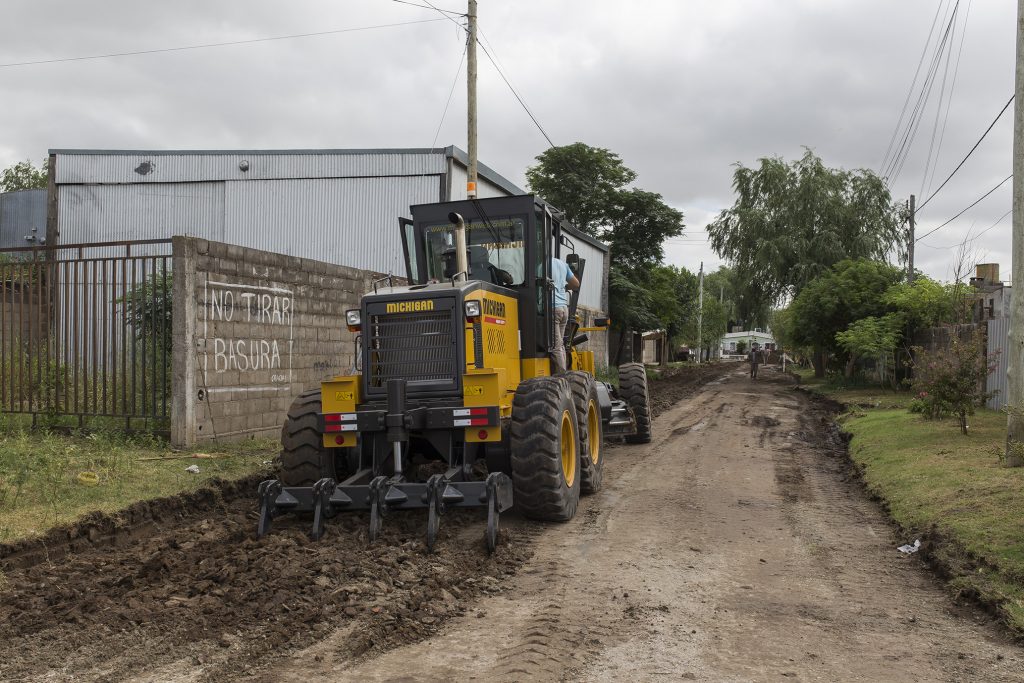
[172,236,379,446]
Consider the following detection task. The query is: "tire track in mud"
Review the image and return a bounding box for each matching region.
[0,367,728,683]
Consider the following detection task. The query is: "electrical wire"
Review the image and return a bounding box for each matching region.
[880,0,949,174]
[476,40,556,148]
[915,94,1014,214]
[924,0,972,196]
[916,174,1012,242]
[391,0,464,16]
[885,2,959,183]
[431,42,468,149]
[918,0,964,198]
[0,18,447,68]
[917,208,1010,249]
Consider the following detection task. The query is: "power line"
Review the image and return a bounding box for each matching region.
[403,2,556,148]
[391,0,464,16]
[475,38,555,148]
[884,2,960,183]
[915,93,1014,213]
[880,0,949,172]
[924,0,972,196]
[431,41,468,149]
[0,18,447,68]
[918,208,1010,249]
[916,173,1012,242]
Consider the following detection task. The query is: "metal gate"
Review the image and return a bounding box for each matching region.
[0,239,172,430]
[987,316,1009,411]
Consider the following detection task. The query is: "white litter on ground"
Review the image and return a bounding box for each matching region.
[897,539,921,554]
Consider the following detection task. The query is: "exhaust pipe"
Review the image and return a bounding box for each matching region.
[449,211,469,281]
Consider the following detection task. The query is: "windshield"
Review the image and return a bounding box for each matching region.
[424,215,527,286]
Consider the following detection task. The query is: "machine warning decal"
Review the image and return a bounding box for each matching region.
[334,391,354,401]
[386,300,435,313]
[463,385,484,396]
[484,317,506,325]
[482,300,506,317]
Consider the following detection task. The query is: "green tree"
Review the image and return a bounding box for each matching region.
[647,264,698,342]
[525,143,636,236]
[1,159,48,192]
[527,143,687,363]
[882,276,954,331]
[835,313,904,388]
[788,259,903,377]
[707,149,903,311]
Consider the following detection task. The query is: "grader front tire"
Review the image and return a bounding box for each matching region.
[510,376,581,521]
[279,389,350,486]
[566,371,604,494]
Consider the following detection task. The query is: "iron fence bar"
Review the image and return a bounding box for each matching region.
[130,258,137,418]
[140,258,147,419]
[161,257,169,417]
[62,259,70,415]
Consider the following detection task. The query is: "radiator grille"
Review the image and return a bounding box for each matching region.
[367,309,457,390]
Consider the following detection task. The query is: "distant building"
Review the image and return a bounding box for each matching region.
[970,263,1010,321]
[720,328,776,358]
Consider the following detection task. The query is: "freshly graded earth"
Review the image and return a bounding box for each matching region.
[1,364,1020,682]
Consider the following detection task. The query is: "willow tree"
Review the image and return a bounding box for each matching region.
[707,150,904,306]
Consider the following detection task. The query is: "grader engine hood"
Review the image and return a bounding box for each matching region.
[361,284,469,399]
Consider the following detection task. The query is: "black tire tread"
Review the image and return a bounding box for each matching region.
[279,388,335,486]
[619,362,653,444]
[510,376,581,521]
[565,371,603,494]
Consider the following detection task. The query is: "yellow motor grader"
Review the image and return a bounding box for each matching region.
[256,195,652,551]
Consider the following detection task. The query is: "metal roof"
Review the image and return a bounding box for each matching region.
[50,145,524,196]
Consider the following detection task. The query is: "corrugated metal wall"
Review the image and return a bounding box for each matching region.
[58,183,225,246]
[987,316,1009,410]
[224,175,440,275]
[54,150,447,184]
[0,189,47,249]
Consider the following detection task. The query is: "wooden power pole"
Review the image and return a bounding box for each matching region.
[908,194,915,284]
[697,262,704,363]
[466,0,478,198]
[1006,0,1024,467]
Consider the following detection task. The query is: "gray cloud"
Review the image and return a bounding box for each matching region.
[0,0,1015,282]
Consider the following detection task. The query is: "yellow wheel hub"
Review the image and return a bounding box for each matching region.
[560,409,577,487]
[586,399,600,465]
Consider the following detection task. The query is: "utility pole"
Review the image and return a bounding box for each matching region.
[1006,0,1024,467]
[697,262,704,363]
[907,194,916,284]
[466,0,478,198]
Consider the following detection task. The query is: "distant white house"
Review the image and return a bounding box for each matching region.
[720,328,776,358]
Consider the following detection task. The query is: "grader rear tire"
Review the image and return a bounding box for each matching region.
[279,389,351,486]
[619,362,653,444]
[510,376,581,521]
[565,371,603,494]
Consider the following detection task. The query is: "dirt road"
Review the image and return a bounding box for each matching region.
[1,364,1021,681]
[269,365,1022,682]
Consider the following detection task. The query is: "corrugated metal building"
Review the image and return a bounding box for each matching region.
[49,146,607,313]
[0,189,47,249]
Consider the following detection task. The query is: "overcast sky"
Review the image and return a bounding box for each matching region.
[0,0,1015,284]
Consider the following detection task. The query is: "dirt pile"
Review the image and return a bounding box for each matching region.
[0,497,530,682]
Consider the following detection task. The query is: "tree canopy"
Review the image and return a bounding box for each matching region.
[527,143,688,361]
[525,143,636,236]
[1,159,48,192]
[707,150,904,311]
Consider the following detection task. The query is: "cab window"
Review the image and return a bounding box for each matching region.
[424,216,527,287]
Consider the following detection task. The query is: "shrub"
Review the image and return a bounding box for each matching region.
[910,327,998,434]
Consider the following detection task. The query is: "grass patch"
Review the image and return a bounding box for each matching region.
[0,427,276,543]
[806,379,1024,635]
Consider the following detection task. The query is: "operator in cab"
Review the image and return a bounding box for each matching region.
[551,256,580,374]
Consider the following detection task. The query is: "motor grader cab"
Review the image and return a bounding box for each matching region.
[256,195,652,551]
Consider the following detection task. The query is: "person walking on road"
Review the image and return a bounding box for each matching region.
[551,256,580,374]
[748,343,761,379]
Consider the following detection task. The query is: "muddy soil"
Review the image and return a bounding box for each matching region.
[2,363,1021,682]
